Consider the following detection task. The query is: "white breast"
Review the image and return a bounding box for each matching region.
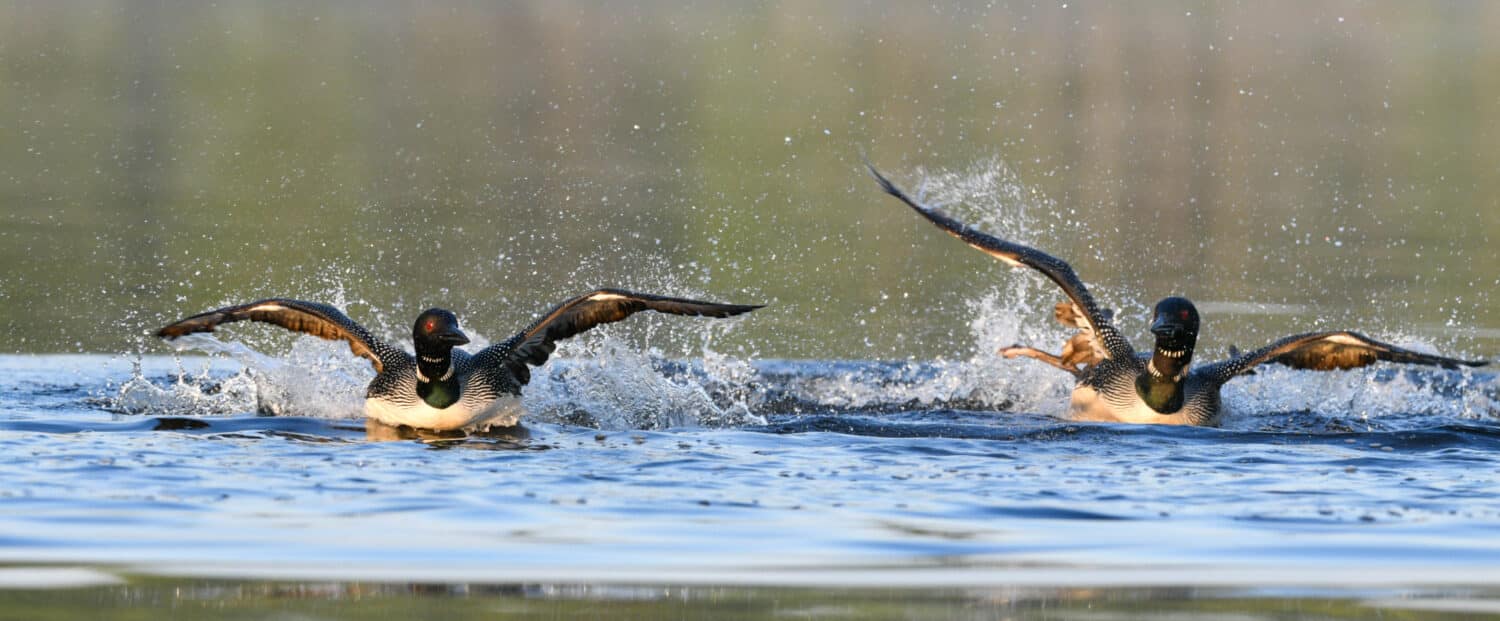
[1068,385,1207,426]
[363,395,524,431]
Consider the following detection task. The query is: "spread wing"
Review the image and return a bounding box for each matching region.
[155,298,408,373]
[475,289,763,384]
[1202,330,1487,383]
[868,164,1134,362]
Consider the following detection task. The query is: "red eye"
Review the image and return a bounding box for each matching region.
[1179,310,1189,319]
[424,320,436,332]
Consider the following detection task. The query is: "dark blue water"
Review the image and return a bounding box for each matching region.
[2,350,1497,593]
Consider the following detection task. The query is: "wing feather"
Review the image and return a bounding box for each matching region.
[156,298,404,373]
[868,163,1134,362]
[475,289,762,380]
[1204,330,1487,382]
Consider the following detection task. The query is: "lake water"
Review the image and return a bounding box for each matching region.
[4,2,1500,618]
[2,346,1498,618]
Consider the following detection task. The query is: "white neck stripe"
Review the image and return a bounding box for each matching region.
[416,361,454,383]
[1147,360,1187,382]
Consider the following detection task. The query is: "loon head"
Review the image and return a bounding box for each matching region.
[413,308,470,353]
[1148,296,1199,362]
[1137,296,1200,413]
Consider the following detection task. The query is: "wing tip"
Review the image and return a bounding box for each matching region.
[694,302,764,318]
[864,160,928,211]
[724,303,765,316]
[864,160,899,195]
[154,309,228,340]
[154,321,203,340]
[591,289,767,317]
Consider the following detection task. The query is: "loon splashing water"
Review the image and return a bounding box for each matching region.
[156,290,762,431]
[868,163,1488,427]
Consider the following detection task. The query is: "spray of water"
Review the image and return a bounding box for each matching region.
[111,354,261,417]
[763,158,1497,427]
[116,294,765,431]
[522,337,762,430]
[1221,341,1499,431]
[117,333,372,419]
[109,157,1494,430]
[758,158,1076,415]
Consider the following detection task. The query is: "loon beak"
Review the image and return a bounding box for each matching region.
[436,328,470,346]
[1150,315,1183,340]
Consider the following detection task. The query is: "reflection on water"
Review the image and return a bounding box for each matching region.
[1,2,1496,361]
[4,575,1500,620]
[363,418,533,445]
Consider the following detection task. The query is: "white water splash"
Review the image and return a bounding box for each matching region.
[118,334,371,419]
[523,335,763,431]
[774,158,1076,415]
[910,156,1057,249]
[125,313,764,430]
[1222,344,1499,430]
[112,355,260,417]
[775,280,1074,416]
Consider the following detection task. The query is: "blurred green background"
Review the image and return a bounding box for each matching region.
[2,1,1496,359]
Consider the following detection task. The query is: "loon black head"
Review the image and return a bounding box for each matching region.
[1149,296,1199,361]
[414,308,470,349]
[413,308,469,384]
[1137,297,1199,414]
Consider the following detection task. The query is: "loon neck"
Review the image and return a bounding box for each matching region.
[1136,346,1193,413]
[414,346,455,384]
[1148,346,1192,381]
[414,348,459,409]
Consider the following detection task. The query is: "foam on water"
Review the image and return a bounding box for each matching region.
[761,281,1074,417]
[122,334,371,419]
[110,356,261,418]
[1221,363,1500,431]
[522,337,763,430]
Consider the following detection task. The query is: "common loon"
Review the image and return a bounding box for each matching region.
[157,289,762,431]
[868,164,1488,426]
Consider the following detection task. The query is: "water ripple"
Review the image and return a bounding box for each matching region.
[2,355,1499,586]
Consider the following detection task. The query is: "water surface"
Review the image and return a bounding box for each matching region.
[2,352,1497,614]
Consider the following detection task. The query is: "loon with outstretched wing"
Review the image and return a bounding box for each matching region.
[868,163,1486,426]
[158,290,762,430]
